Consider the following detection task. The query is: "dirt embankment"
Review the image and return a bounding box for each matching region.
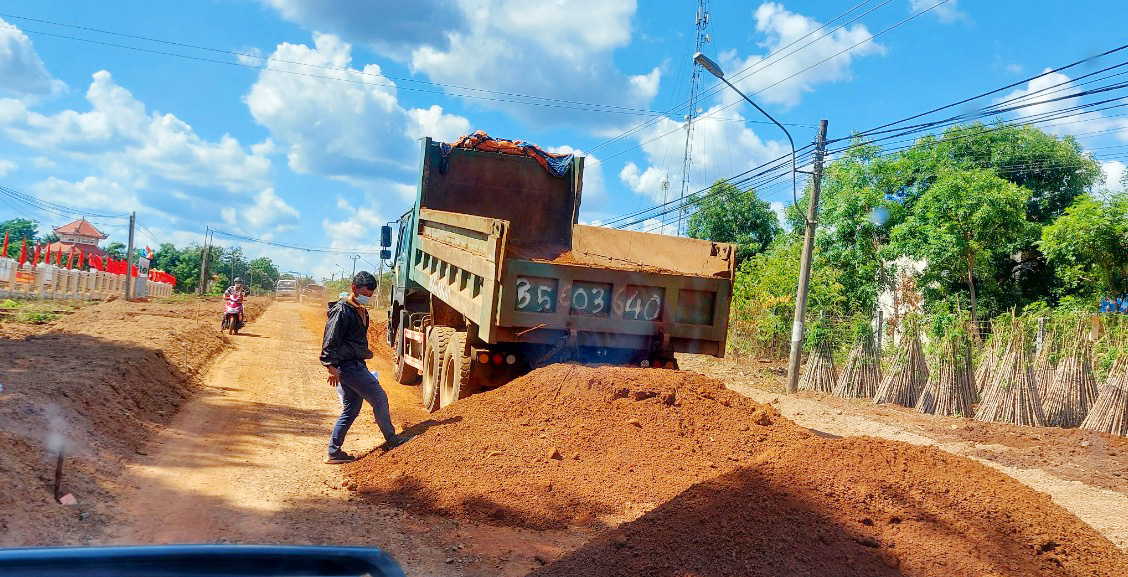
[348,364,1128,576]
[0,297,268,545]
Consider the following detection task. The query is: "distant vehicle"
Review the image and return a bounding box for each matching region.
[300,283,328,305]
[383,135,735,412]
[274,279,299,301]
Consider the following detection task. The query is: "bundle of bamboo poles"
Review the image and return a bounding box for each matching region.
[799,339,837,393]
[1081,354,1128,436]
[1042,319,1096,428]
[976,317,1045,426]
[834,333,882,398]
[974,325,1001,393]
[873,322,927,407]
[1033,328,1058,401]
[917,336,976,417]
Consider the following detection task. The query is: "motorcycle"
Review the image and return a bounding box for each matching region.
[221,295,245,335]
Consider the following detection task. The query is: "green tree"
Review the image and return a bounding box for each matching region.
[809,137,909,315]
[889,168,1035,326]
[247,256,279,294]
[687,179,781,264]
[104,241,126,259]
[0,218,40,259]
[728,234,846,357]
[1041,192,1128,301]
[930,122,1101,223]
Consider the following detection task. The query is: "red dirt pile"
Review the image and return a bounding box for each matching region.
[0,297,267,545]
[347,364,1128,577]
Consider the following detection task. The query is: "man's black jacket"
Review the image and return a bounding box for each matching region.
[320,298,373,367]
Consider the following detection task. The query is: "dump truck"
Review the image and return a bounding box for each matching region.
[274,279,299,302]
[380,134,735,411]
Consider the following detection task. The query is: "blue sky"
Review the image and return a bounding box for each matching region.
[1,0,1127,280]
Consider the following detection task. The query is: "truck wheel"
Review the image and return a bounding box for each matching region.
[393,311,419,385]
[421,326,454,412]
[439,332,477,408]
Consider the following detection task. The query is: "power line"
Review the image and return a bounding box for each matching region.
[585,0,892,156]
[588,0,951,168]
[210,228,380,254]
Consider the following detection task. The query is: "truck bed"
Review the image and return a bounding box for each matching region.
[510,224,734,278]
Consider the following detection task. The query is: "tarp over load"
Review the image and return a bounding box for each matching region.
[439,130,575,177]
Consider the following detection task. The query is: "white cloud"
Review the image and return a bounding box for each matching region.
[0,18,64,98]
[261,0,659,128]
[995,69,1128,141]
[32,176,142,214]
[640,218,678,236]
[620,103,788,205]
[244,188,301,230]
[720,3,887,109]
[619,162,672,203]
[909,0,967,24]
[261,0,468,54]
[323,198,386,250]
[406,104,471,142]
[1103,160,1126,192]
[245,33,470,180]
[410,0,658,127]
[30,156,56,169]
[0,158,15,176]
[0,71,272,193]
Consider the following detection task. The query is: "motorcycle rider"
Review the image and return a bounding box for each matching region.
[223,277,247,328]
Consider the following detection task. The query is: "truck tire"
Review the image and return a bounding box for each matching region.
[421,326,454,412]
[439,332,477,408]
[393,311,419,385]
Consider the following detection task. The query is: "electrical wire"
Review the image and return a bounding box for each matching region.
[210,228,380,254]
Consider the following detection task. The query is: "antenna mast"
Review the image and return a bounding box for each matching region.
[675,0,710,236]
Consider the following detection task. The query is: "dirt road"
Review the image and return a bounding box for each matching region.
[680,354,1128,550]
[104,302,469,573]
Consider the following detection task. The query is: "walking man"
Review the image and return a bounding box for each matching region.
[321,271,406,463]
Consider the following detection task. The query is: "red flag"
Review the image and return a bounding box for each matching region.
[56,248,63,267]
[77,248,84,270]
[1,230,8,258]
[32,243,41,265]
[66,247,75,269]
[91,254,102,271]
[18,238,27,266]
[44,244,52,265]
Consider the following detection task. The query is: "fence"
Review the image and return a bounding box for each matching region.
[0,257,173,301]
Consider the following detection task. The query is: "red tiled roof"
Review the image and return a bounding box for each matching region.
[46,242,106,258]
[54,218,106,239]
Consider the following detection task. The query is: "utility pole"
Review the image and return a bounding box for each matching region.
[350,254,360,278]
[198,228,212,296]
[785,119,828,394]
[125,211,136,301]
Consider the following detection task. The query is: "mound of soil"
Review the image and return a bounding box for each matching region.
[347,364,1128,576]
[0,297,268,546]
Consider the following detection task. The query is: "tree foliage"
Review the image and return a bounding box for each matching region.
[889,168,1035,324]
[728,234,846,357]
[1041,192,1128,301]
[687,179,781,264]
[0,218,40,259]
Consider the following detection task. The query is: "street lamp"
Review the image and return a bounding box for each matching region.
[694,52,809,395]
[693,52,797,208]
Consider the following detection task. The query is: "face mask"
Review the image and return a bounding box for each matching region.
[354,294,372,305]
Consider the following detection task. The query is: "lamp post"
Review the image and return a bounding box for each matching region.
[693,52,815,395]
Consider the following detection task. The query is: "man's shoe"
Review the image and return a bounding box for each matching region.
[381,434,411,450]
[324,450,356,464]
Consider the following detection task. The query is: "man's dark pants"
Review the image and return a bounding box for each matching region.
[328,359,397,456]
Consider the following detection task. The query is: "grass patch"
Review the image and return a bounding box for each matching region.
[0,298,86,324]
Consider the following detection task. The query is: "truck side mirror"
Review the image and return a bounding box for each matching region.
[380,249,391,260]
[380,225,392,248]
